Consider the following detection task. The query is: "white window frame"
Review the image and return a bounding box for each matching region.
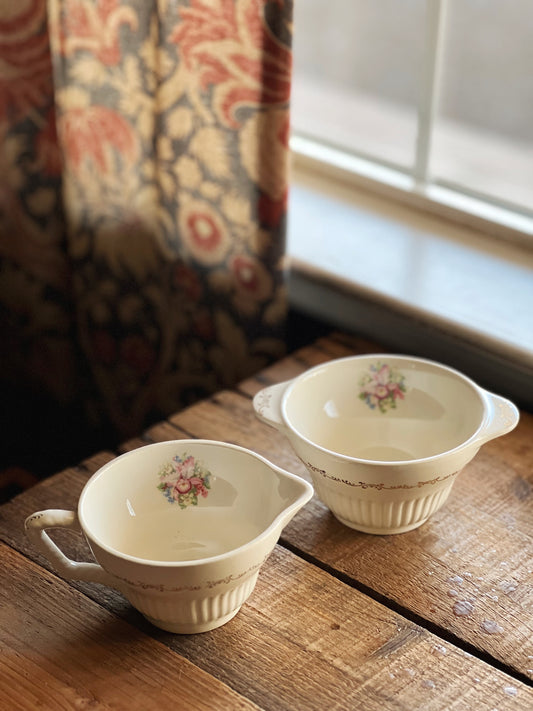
[286,1,533,408]
[290,0,533,250]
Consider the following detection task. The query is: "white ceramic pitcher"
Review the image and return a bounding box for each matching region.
[25,440,313,633]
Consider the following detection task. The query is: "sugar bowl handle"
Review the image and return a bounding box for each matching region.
[24,509,122,590]
[253,380,293,432]
[478,391,519,445]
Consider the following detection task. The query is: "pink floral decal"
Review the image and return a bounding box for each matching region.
[358,362,406,413]
[157,453,212,508]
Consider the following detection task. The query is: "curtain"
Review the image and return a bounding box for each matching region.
[0,0,292,457]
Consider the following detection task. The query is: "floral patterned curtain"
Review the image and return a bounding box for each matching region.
[0,0,292,449]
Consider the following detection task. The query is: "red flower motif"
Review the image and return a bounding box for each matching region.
[388,384,405,400]
[174,478,192,495]
[186,213,222,253]
[171,0,291,127]
[59,105,138,175]
[180,201,229,264]
[187,477,208,498]
[231,254,272,301]
[158,453,212,507]
[196,483,209,498]
[359,362,407,413]
[57,0,138,65]
[0,0,53,122]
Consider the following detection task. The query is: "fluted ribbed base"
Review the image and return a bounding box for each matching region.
[318,485,453,535]
[127,572,259,633]
[333,514,430,535]
[144,607,240,634]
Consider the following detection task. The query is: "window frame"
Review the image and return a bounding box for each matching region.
[290,0,533,251]
[286,150,533,410]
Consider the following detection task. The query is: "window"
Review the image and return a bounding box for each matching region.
[287,1,533,407]
[291,0,533,244]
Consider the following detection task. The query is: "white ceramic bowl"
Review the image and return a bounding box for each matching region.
[254,355,519,534]
[25,440,313,633]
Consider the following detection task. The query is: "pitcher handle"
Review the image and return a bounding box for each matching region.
[253,379,294,432]
[25,509,122,590]
[478,391,519,445]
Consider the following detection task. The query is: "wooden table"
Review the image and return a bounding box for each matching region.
[1,332,532,710]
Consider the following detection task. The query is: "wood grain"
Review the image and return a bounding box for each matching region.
[139,337,533,681]
[1,331,531,709]
[0,544,258,711]
[235,333,378,399]
[1,535,531,710]
[167,545,533,711]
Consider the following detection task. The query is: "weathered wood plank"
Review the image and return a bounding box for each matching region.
[235,343,332,398]
[166,390,309,480]
[117,420,190,454]
[0,453,113,547]
[3,331,531,708]
[6,336,530,680]
[0,544,259,711]
[1,537,530,710]
[1,446,531,708]
[282,493,533,677]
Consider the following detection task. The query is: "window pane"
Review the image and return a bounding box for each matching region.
[292,0,425,169]
[431,0,533,212]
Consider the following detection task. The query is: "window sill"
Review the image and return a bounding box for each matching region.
[287,163,533,410]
